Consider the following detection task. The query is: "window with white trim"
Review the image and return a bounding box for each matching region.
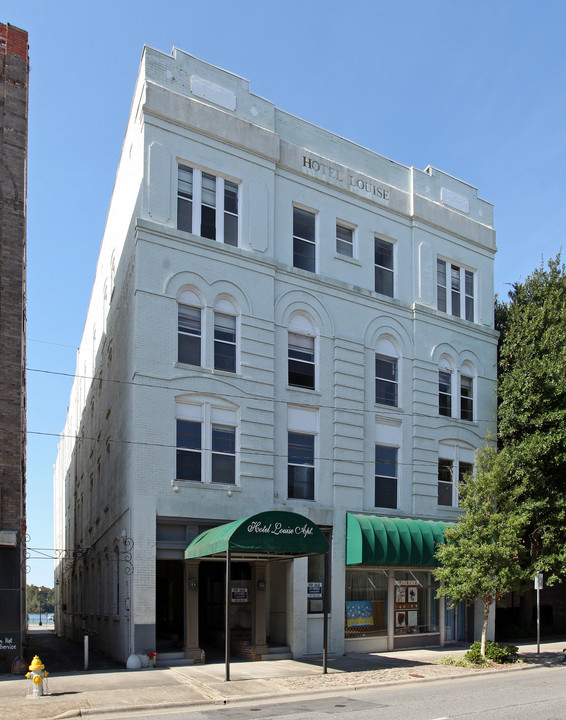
[460,374,474,421]
[336,222,354,257]
[176,398,237,485]
[214,312,236,373]
[375,445,397,509]
[437,259,474,321]
[288,313,316,390]
[376,355,397,406]
[288,432,315,500]
[178,305,201,366]
[288,406,317,501]
[375,237,394,297]
[438,445,474,507]
[293,207,316,272]
[439,370,452,417]
[177,164,239,246]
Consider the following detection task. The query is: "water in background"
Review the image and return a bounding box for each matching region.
[28,612,54,625]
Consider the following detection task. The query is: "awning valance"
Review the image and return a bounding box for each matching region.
[185,510,329,560]
[346,514,452,567]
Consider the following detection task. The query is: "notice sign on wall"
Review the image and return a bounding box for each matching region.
[307,582,322,598]
[231,587,248,603]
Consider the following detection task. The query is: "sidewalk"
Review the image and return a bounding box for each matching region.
[1,632,564,720]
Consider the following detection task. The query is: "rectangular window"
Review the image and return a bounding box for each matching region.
[177,165,239,246]
[460,375,474,421]
[288,332,315,389]
[459,461,473,486]
[211,425,235,484]
[438,459,453,506]
[214,312,236,372]
[293,207,316,272]
[288,431,315,500]
[176,419,202,481]
[437,259,447,312]
[345,569,388,638]
[177,165,193,233]
[336,223,353,257]
[375,445,397,509]
[464,270,474,322]
[178,305,201,366]
[437,259,475,321]
[374,238,394,297]
[375,355,398,406]
[439,370,452,417]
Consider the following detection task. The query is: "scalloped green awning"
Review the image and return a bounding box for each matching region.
[346,514,452,567]
[185,510,329,559]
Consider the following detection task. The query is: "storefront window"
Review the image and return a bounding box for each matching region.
[345,570,387,637]
[393,570,439,635]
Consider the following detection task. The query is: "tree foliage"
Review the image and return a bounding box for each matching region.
[435,443,528,655]
[497,255,566,581]
[27,585,54,614]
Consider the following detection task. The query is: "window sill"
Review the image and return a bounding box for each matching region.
[334,253,361,266]
[173,479,242,492]
[286,385,321,395]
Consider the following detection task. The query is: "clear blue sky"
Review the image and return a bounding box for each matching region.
[5,0,565,587]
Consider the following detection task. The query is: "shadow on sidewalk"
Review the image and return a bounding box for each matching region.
[24,630,123,675]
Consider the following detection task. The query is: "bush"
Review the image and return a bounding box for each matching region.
[465,641,518,664]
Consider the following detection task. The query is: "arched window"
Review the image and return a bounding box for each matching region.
[460,362,475,422]
[438,356,454,417]
[288,313,316,390]
[375,336,399,407]
[177,289,202,366]
[213,297,238,373]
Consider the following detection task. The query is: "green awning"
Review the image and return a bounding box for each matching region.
[185,510,329,560]
[346,514,452,567]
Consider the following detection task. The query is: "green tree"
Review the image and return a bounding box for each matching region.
[498,255,566,582]
[26,585,54,614]
[435,444,528,657]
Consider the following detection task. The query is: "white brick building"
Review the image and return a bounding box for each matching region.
[54,45,497,664]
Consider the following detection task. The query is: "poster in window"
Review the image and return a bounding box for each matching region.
[395,611,406,628]
[407,585,418,603]
[345,601,373,627]
[407,610,418,627]
[395,585,406,603]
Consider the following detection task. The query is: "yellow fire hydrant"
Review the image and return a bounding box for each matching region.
[26,655,49,697]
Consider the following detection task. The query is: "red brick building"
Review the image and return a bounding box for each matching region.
[0,22,28,673]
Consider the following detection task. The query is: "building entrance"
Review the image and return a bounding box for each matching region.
[156,559,184,653]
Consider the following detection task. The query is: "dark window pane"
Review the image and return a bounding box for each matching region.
[177,197,192,233]
[375,476,397,509]
[459,462,473,484]
[224,212,238,246]
[376,355,396,382]
[293,237,315,272]
[438,482,453,506]
[376,379,397,406]
[178,335,201,366]
[465,295,474,322]
[177,420,201,449]
[288,359,315,389]
[212,426,235,453]
[215,343,236,372]
[375,445,397,477]
[439,371,452,416]
[288,465,314,500]
[293,207,315,242]
[212,453,235,484]
[288,432,314,464]
[224,180,238,214]
[375,266,394,297]
[176,449,201,482]
[375,238,393,270]
[201,204,216,240]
